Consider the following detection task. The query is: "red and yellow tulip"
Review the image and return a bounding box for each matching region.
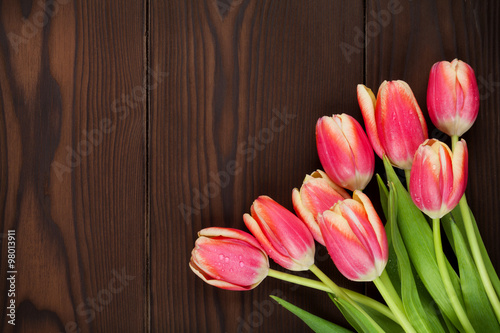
[410,139,468,219]
[189,227,269,290]
[427,59,479,137]
[292,170,350,245]
[357,81,428,170]
[316,114,375,191]
[318,191,388,282]
[244,196,315,271]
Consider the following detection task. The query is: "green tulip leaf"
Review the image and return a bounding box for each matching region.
[377,174,401,295]
[271,296,354,333]
[330,296,388,333]
[450,221,500,331]
[388,183,445,333]
[449,204,500,298]
[329,293,404,333]
[377,173,389,219]
[383,157,463,330]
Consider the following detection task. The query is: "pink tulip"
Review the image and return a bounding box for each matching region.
[189,227,269,291]
[244,196,315,271]
[427,59,479,137]
[316,114,375,191]
[318,191,388,282]
[292,170,350,245]
[357,81,428,170]
[410,139,468,219]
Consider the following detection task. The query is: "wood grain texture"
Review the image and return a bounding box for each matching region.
[0,1,145,332]
[151,0,365,332]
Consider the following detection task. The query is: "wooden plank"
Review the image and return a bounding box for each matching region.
[0,1,146,332]
[365,0,499,289]
[151,0,364,331]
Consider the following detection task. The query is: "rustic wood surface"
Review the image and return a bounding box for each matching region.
[0,1,146,332]
[0,0,498,332]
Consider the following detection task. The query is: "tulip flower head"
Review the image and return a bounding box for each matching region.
[410,139,468,219]
[427,59,479,137]
[244,196,315,271]
[190,227,269,291]
[316,114,375,191]
[292,170,350,245]
[318,191,388,282]
[357,81,428,170]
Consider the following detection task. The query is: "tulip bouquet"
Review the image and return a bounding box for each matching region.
[189,59,500,333]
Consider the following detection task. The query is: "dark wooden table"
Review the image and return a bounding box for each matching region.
[0,0,498,332]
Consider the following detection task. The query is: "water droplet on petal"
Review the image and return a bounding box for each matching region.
[219,254,224,260]
[224,257,229,263]
[239,261,245,267]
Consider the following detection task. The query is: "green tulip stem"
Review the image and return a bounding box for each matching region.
[433,218,476,333]
[268,268,330,292]
[451,135,459,151]
[404,169,411,189]
[309,264,386,333]
[267,268,396,322]
[458,196,500,323]
[373,271,416,333]
[345,290,397,323]
[307,265,344,296]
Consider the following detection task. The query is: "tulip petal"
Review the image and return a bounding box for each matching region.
[427,62,458,131]
[190,230,269,291]
[199,227,265,251]
[455,61,479,135]
[395,81,428,142]
[438,143,454,215]
[243,213,296,270]
[357,84,385,159]
[447,140,468,210]
[311,170,351,199]
[336,200,382,268]
[377,81,427,169]
[338,114,375,189]
[319,211,378,281]
[301,178,346,216]
[245,196,315,271]
[254,197,315,258]
[316,116,357,190]
[410,142,443,217]
[292,188,325,245]
[353,191,388,272]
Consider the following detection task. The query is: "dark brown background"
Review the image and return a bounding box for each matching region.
[0,0,498,332]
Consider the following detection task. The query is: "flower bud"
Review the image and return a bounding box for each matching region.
[318,191,388,282]
[292,170,350,245]
[427,59,479,136]
[190,227,269,290]
[357,81,428,170]
[316,114,375,190]
[410,139,468,219]
[244,196,315,271]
